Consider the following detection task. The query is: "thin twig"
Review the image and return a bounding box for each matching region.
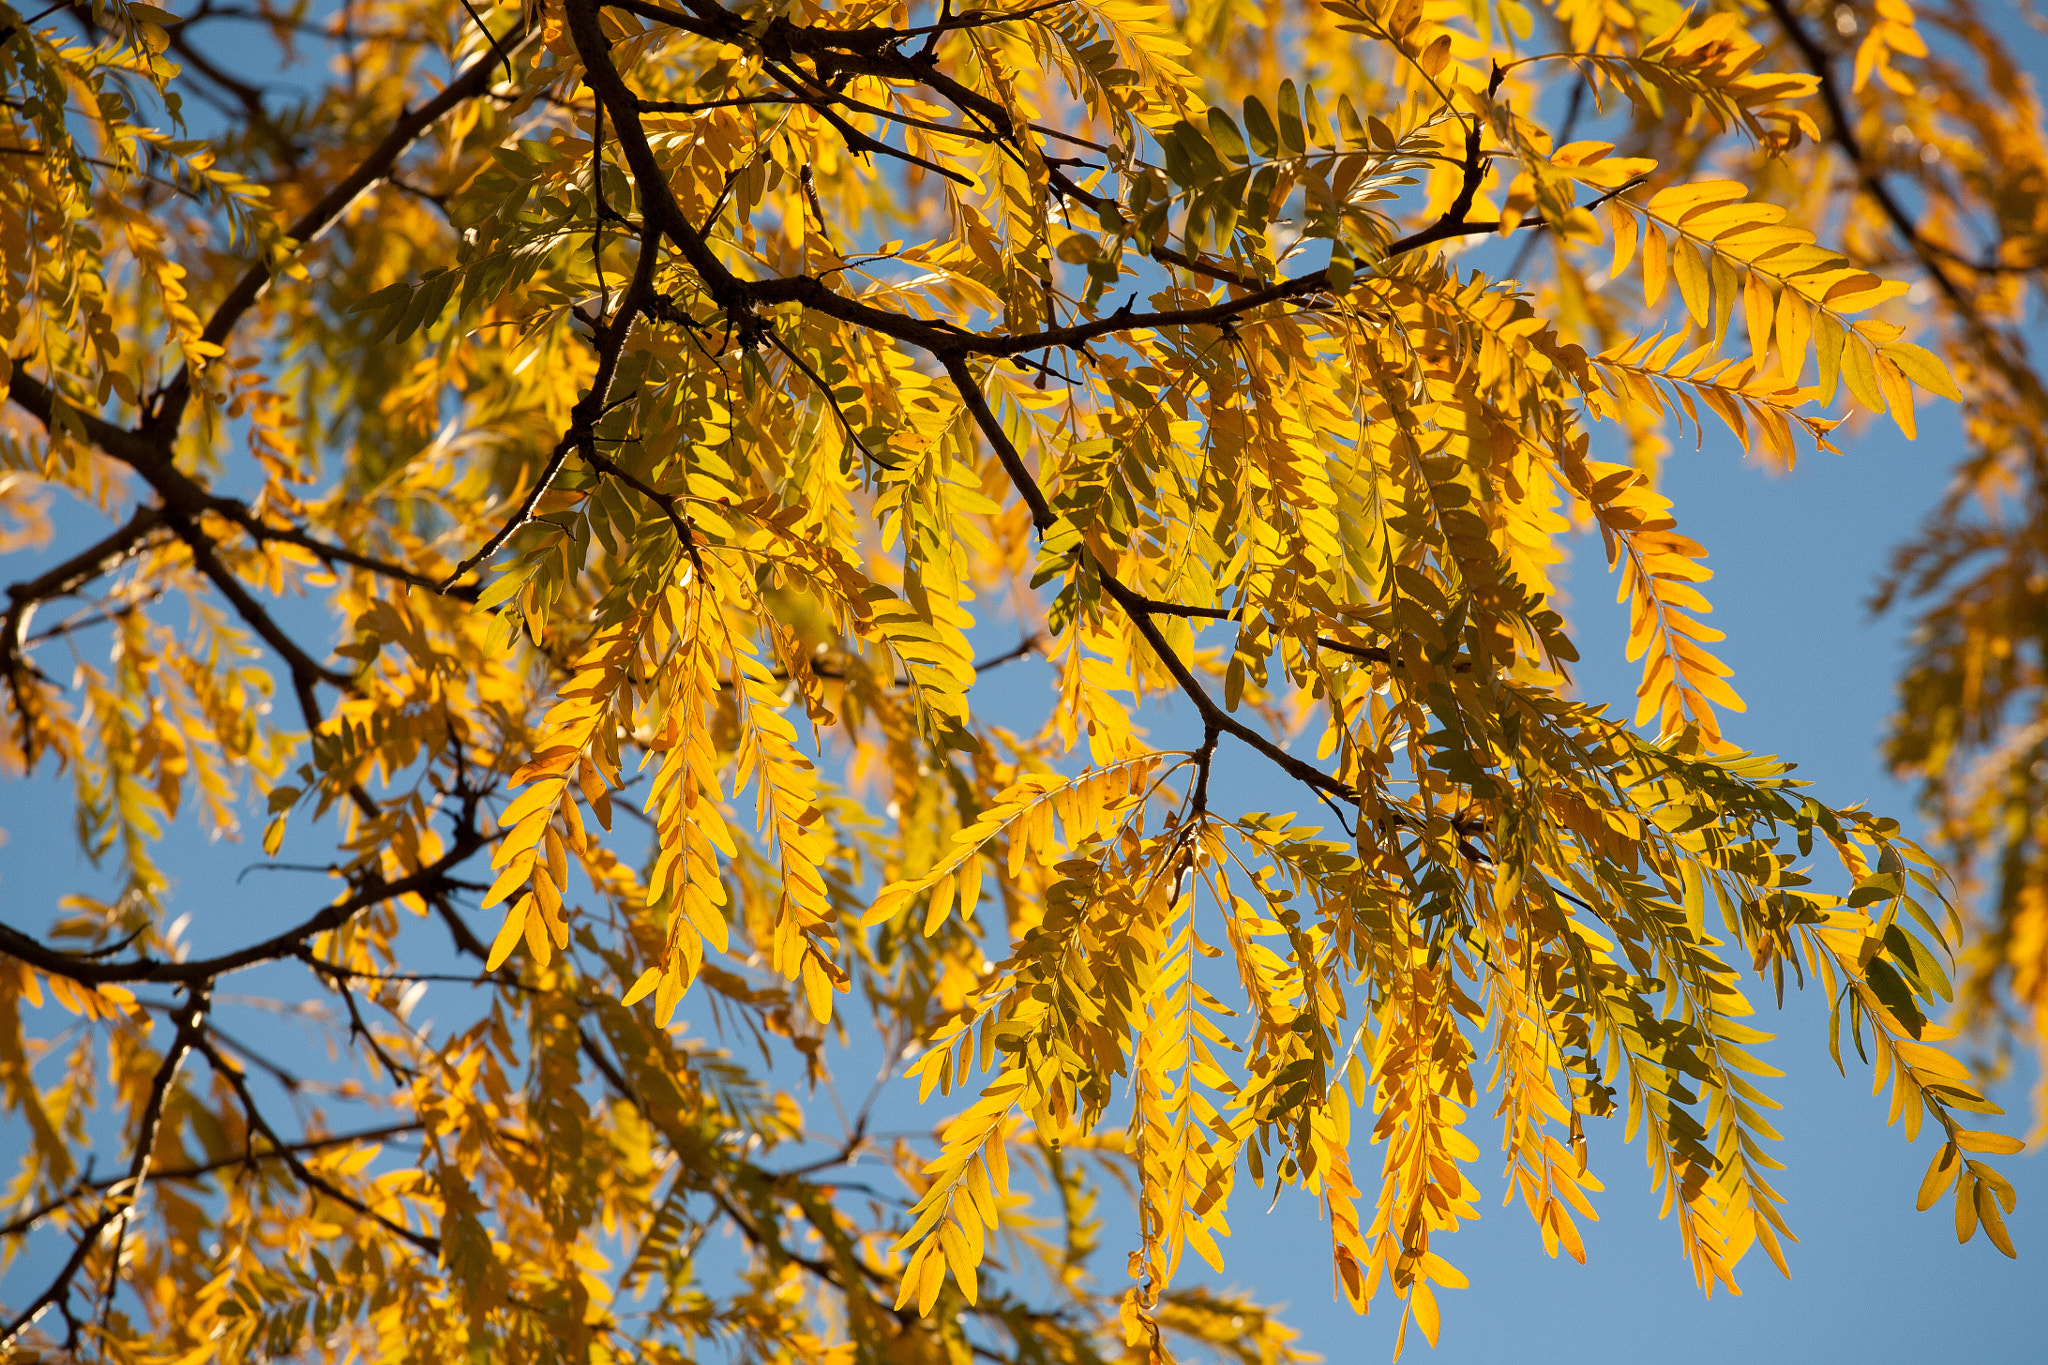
[192,1035,440,1254]
[0,989,207,1352]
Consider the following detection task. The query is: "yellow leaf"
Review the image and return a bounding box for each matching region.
[1609,203,1639,278]
[923,872,957,937]
[1955,1129,2025,1155]
[498,777,566,832]
[523,899,552,968]
[1916,1143,1960,1210]
[1815,311,1848,404]
[1743,270,1773,360]
[915,1240,947,1316]
[487,895,530,972]
[1673,238,1711,327]
[802,952,835,1024]
[1879,341,1962,401]
[1410,1282,1441,1347]
[621,968,661,1007]
[1643,223,1670,307]
[1877,354,1916,438]
[480,852,534,910]
[1841,336,1886,414]
[1420,1251,1467,1289]
[1980,1192,2017,1259]
[939,1220,980,1305]
[1774,288,1812,383]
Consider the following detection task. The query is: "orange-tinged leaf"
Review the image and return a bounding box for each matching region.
[1980,1191,2017,1259]
[1956,1130,2026,1155]
[523,899,552,967]
[1908,1146,1957,1219]
[1410,1282,1441,1347]
[1877,354,1916,437]
[488,894,531,971]
[1643,223,1670,307]
[622,967,661,1007]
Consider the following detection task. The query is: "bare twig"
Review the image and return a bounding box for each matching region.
[192,1035,439,1253]
[0,791,489,986]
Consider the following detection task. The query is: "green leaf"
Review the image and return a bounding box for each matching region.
[1207,108,1249,167]
[1242,95,1279,157]
[476,569,532,611]
[1276,80,1306,155]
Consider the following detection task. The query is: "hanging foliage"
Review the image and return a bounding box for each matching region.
[0,0,2035,1361]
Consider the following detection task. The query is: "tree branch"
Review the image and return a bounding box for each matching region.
[0,792,488,985]
[1761,0,1970,312]
[444,219,675,586]
[192,1034,439,1254]
[0,989,208,1352]
[938,354,1362,805]
[148,19,537,438]
[0,1120,426,1243]
[2,505,167,731]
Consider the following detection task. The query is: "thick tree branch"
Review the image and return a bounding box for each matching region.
[0,1120,427,1244]
[158,504,353,730]
[1,376,462,601]
[3,504,165,666]
[213,498,478,599]
[567,23,1500,368]
[3,370,166,465]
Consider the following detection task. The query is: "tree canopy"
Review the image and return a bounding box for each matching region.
[0,0,2041,1360]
